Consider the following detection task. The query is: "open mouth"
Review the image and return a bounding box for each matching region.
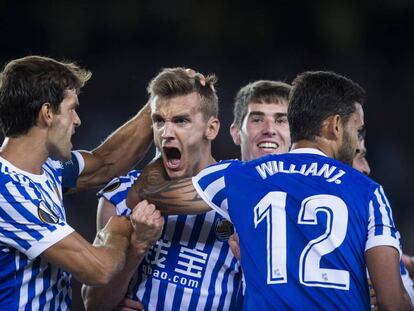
[163,147,182,170]
[258,142,279,151]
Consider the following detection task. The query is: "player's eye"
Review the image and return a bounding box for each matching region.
[152,116,165,127]
[276,116,288,124]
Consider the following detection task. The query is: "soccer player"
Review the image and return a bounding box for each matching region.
[82,68,242,311]
[128,71,413,309]
[0,56,155,310]
[228,80,291,261]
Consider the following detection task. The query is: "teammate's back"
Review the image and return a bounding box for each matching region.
[201,149,399,309]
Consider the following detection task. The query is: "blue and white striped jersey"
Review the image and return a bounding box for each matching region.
[99,170,243,311]
[0,151,83,310]
[192,148,402,310]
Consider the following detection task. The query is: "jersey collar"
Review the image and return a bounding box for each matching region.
[289,148,328,157]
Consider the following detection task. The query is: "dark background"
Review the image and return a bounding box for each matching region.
[1,1,414,309]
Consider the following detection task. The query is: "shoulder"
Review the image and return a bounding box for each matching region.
[98,170,141,200]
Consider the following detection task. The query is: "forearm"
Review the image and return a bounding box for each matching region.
[127,157,210,215]
[76,103,153,190]
[42,228,131,286]
[82,242,148,311]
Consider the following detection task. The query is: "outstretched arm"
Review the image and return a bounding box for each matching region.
[82,199,163,311]
[69,102,153,192]
[126,157,211,215]
[42,215,132,286]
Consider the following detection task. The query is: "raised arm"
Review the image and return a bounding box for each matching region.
[126,157,211,215]
[82,198,163,311]
[366,246,413,310]
[72,102,153,191]
[41,215,132,286]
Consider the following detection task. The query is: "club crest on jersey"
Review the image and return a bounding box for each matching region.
[102,177,121,193]
[215,218,234,241]
[38,200,59,224]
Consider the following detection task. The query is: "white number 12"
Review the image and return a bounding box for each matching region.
[254,192,349,290]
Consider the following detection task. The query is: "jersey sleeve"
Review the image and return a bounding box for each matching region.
[62,151,85,191]
[365,185,401,256]
[97,170,141,216]
[0,180,74,260]
[192,161,234,221]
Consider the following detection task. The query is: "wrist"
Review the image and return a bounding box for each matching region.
[129,233,155,255]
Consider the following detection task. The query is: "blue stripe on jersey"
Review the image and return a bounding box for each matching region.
[13,182,59,232]
[195,162,231,192]
[110,190,131,206]
[16,253,28,309]
[44,163,61,188]
[0,249,18,309]
[41,181,64,220]
[39,264,51,311]
[204,243,229,310]
[371,191,384,236]
[211,188,227,211]
[229,265,243,310]
[218,257,238,310]
[154,215,187,311]
[377,189,397,238]
[26,259,41,311]
[187,213,222,310]
[0,218,32,249]
[170,213,208,308]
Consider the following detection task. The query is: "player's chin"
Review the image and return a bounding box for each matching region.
[166,169,186,179]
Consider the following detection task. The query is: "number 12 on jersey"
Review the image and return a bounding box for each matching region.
[254,192,350,290]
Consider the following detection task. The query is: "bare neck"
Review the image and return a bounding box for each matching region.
[0,132,48,175]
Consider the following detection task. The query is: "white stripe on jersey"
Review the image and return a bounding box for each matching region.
[149,278,161,310]
[180,214,196,247]
[202,176,225,200]
[179,287,193,311]
[195,241,225,310]
[195,211,216,251]
[164,283,178,310]
[374,188,391,236]
[19,257,32,309]
[193,162,231,181]
[211,249,235,309]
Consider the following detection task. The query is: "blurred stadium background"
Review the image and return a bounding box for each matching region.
[1,1,414,309]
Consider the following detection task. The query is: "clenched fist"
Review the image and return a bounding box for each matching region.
[129,200,164,254]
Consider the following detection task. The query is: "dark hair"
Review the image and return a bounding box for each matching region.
[289,71,365,142]
[0,56,91,137]
[233,80,291,128]
[147,67,218,119]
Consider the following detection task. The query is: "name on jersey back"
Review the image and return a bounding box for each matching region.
[256,160,346,184]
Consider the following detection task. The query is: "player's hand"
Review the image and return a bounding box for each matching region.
[368,278,378,311]
[130,200,164,254]
[114,297,144,311]
[185,68,206,86]
[402,254,414,279]
[228,233,241,261]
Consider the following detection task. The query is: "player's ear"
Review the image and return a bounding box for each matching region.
[38,102,55,128]
[322,114,343,141]
[205,117,220,141]
[230,123,241,146]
